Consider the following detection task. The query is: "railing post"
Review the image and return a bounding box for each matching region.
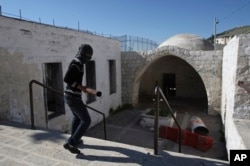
[29,80,35,129]
[158,87,182,153]
[85,105,107,140]
[103,116,107,140]
[28,79,107,140]
[154,86,160,155]
[153,85,182,154]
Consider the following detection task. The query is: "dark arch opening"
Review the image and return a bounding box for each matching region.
[138,55,208,114]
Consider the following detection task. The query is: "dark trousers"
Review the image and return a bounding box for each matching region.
[64,94,91,146]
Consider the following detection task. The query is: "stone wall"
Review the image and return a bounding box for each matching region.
[235,34,250,119]
[0,16,122,131]
[122,46,223,115]
[221,34,250,159]
[121,52,147,104]
[221,34,250,122]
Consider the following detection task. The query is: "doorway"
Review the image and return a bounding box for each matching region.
[43,62,65,119]
[86,61,96,104]
[163,73,176,97]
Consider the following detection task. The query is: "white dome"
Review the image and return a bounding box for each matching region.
[158,34,214,51]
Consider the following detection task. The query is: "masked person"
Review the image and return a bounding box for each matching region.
[63,44,102,154]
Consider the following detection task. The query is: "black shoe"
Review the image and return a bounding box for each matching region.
[63,143,80,154]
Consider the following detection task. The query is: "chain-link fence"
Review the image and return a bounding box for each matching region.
[112,35,158,52]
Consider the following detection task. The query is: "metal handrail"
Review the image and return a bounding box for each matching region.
[154,86,181,155]
[29,80,107,140]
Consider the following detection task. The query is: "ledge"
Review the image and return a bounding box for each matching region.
[140,108,175,129]
[234,119,250,148]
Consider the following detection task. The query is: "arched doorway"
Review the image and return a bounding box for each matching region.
[137,55,208,113]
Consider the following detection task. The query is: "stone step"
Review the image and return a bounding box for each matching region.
[0,121,229,166]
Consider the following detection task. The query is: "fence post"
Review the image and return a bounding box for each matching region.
[19,9,22,19]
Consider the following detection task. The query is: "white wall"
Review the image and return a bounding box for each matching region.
[221,34,250,160]
[221,36,239,125]
[0,16,121,131]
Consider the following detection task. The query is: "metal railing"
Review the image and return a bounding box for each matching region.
[154,85,182,155]
[29,80,107,140]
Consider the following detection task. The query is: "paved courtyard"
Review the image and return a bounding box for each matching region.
[86,98,228,161]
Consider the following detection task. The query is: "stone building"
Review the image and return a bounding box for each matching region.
[0,15,250,159]
[121,33,250,158]
[215,25,250,45]
[122,34,221,115]
[0,15,122,131]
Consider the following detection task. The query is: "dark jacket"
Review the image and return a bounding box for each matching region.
[64,58,84,96]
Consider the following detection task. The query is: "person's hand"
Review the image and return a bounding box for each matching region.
[96,91,102,97]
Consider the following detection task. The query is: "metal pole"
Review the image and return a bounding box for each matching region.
[29,81,35,129]
[158,88,181,153]
[154,86,159,155]
[214,17,218,51]
[19,9,22,19]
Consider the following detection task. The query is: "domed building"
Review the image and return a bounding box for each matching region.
[121,33,250,157]
[158,34,214,51]
[122,33,220,115]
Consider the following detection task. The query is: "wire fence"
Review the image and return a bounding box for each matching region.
[112,35,158,52]
[0,7,158,52]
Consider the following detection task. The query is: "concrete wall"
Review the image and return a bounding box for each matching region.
[221,34,250,159]
[0,16,121,131]
[235,34,250,119]
[221,34,250,122]
[221,37,239,124]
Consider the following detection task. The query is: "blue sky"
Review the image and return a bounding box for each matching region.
[0,0,250,44]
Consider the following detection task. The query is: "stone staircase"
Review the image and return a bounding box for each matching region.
[0,121,229,166]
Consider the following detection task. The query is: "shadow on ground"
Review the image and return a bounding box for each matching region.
[85,98,228,161]
[75,144,228,166]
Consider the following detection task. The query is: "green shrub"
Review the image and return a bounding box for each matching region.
[147,108,169,117]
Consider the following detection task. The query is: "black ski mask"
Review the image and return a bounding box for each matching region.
[76,44,93,64]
